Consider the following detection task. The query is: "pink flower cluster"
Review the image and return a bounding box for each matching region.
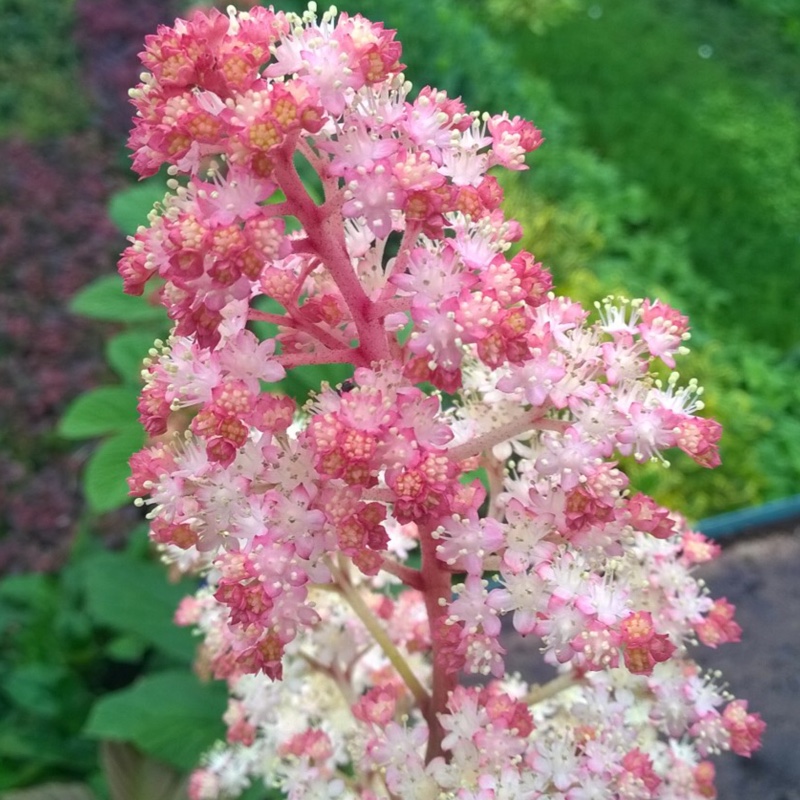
[123,5,763,798]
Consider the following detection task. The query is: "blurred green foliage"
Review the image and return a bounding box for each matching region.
[0,526,225,795]
[478,0,585,34]
[519,0,800,350]
[734,0,800,46]
[0,0,89,138]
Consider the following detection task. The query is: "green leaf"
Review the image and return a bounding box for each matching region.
[460,467,490,493]
[70,276,166,324]
[1,664,66,717]
[249,295,286,342]
[58,387,140,440]
[0,574,52,607]
[395,314,413,345]
[0,719,94,772]
[279,363,354,403]
[106,332,163,383]
[108,182,168,235]
[84,672,227,771]
[83,427,145,514]
[100,742,187,800]
[104,634,148,663]
[81,551,196,662]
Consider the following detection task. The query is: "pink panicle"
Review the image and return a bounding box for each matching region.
[121,6,760,798]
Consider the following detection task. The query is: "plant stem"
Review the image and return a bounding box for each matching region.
[481,452,506,521]
[380,219,421,297]
[248,309,293,326]
[333,564,430,711]
[248,306,355,354]
[273,138,390,364]
[525,671,579,705]
[367,296,412,322]
[446,413,568,464]
[419,521,457,763]
[379,555,425,590]
[275,349,361,368]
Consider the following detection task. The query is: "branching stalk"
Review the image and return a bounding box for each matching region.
[276,349,362,369]
[273,138,390,364]
[446,413,569,464]
[379,555,425,590]
[525,671,580,705]
[418,522,457,763]
[332,564,430,712]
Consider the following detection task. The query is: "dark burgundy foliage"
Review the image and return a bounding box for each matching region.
[0,135,120,572]
[0,0,177,573]
[74,0,179,140]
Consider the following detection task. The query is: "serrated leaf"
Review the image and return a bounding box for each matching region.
[108,182,168,235]
[70,276,166,323]
[84,427,145,513]
[84,672,227,771]
[81,551,197,662]
[101,742,187,800]
[0,783,95,800]
[106,331,164,383]
[58,387,140,440]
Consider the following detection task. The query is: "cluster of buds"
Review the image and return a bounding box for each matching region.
[123,5,763,798]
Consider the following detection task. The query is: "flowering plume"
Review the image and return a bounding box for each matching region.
[123,4,761,797]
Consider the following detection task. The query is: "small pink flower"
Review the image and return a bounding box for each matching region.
[722,700,766,757]
[695,598,742,648]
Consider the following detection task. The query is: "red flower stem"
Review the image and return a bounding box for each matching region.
[275,349,363,369]
[247,307,355,354]
[378,555,425,590]
[272,139,390,365]
[419,520,457,763]
[258,200,292,218]
[367,296,412,321]
[248,309,294,326]
[288,255,322,307]
[296,137,329,175]
[290,314,355,352]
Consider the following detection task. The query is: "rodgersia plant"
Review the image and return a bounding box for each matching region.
[122,4,764,798]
